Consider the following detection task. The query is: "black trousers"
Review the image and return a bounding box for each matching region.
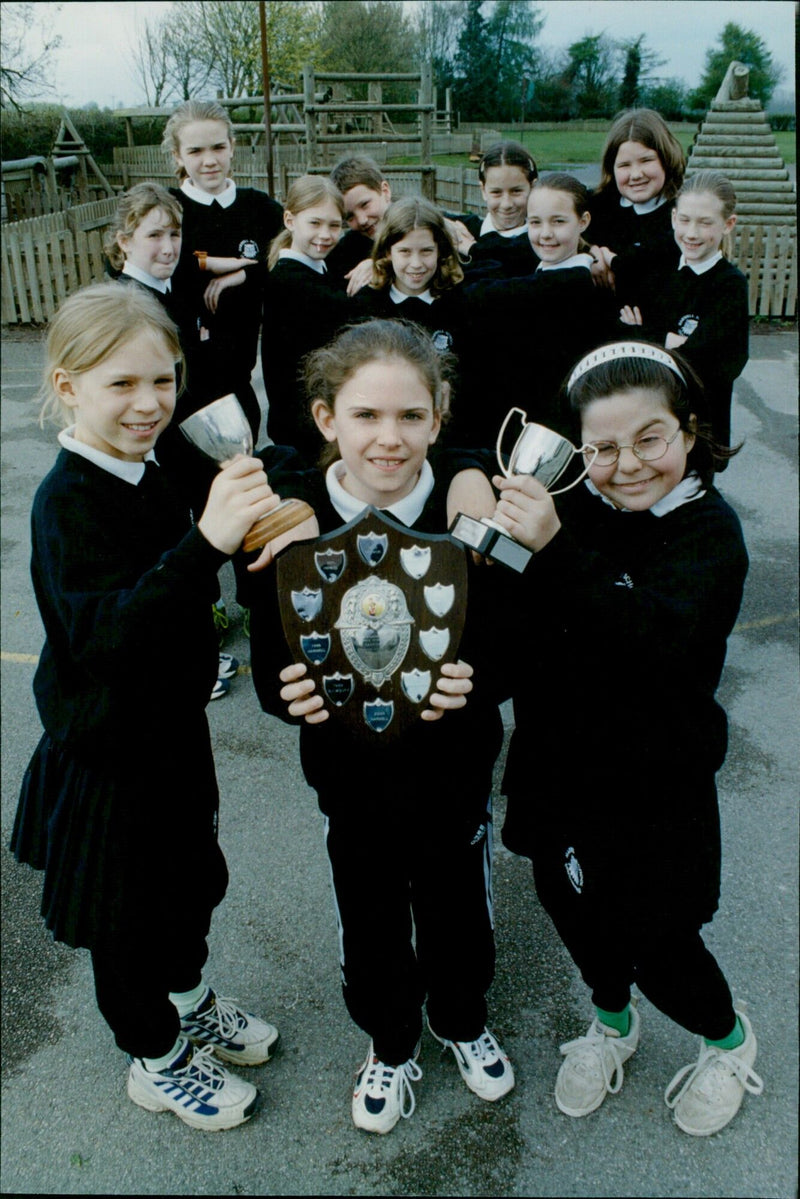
[529,813,737,1042]
[323,802,496,1065]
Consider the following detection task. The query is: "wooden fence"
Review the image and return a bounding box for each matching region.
[1,192,796,325]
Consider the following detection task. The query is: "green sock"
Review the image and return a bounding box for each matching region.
[596,1005,630,1036]
[705,1015,744,1051]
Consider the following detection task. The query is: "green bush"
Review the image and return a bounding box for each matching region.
[769,114,796,132]
[0,104,166,163]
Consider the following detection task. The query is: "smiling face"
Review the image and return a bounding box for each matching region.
[53,329,177,462]
[388,227,439,295]
[311,358,441,508]
[284,199,344,260]
[117,207,182,279]
[174,119,234,195]
[480,164,532,232]
[613,140,666,205]
[342,182,392,239]
[672,190,735,264]
[582,387,695,511]
[527,187,590,264]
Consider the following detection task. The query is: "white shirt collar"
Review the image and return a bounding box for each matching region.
[278,247,326,274]
[619,193,668,216]
[537,252,593,273]
[180,178,237,208]
[585,471,705,515]
[678,250,723,275]
[122,261,172,293]
[58,426,157,485]
[325,458,435,526]
[480,214,527,238]
[389,284,433,305]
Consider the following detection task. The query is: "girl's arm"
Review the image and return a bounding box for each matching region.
[195,253,260,276]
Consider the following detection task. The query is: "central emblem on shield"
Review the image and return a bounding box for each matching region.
[335,577,413,687]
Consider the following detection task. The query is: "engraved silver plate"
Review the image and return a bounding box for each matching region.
[401,669,431,703]
[300,631,331,664]
[291,586,322,622]
[400,545,432,580]
[323,672,354,706]
[423,582,455,617]
[419,626,450,661]
[335,577,413,687]
[357,532,388,567]
[315,548,346,582]
[364,698,394,732]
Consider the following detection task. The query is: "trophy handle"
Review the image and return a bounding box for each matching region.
[242,498,315,554]
[496,407,528,477]
[548,444,600,495]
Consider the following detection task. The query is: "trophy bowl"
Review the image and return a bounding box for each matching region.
[179,394,313,553]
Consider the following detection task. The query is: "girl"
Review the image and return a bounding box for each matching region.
[261,175,352,463]
[492,340,762,1137]
[248,320,514,1134]
[10,282,281,1131]
[588,109,685,301]
[619,171,749,454]
[458,174,615,446]
[450,140,539,279]
[163,99,284,442]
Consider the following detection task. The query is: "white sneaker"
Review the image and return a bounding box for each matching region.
[555,1005,640,1117]
[352,1042,422,1134]
[665,1009,763,1136]
[429,1024,515,1101]
[179,987,279,1066]
[127,1039,258,1131]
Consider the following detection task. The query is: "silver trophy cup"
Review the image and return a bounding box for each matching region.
[449,407,598,572]
[179,394,313,553]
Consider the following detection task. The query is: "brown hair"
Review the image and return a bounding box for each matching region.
[161,99,235,181]
[478,140,538,184]
[531,173,592,252]
[598,108,685,201]
[329,154,387,196]
[371,196,463,296]
[103,182,182,271]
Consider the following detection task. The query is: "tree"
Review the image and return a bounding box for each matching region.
[640,78,688,122]
[319,1,416,74]
[0,1,62,110]
[487,0,544,122]
[689,21,784,110]
[564,33,618,118]
[413,0,468,92]
[618,34,666,110]
[452,1,496,123]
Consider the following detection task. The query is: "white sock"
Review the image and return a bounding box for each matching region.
[141,1037,185,1072]
[169,980,209,1017]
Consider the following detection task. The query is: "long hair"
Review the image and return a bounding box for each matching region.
[161,99,235,180]
[531,173,592,253]
[597,108,685,201]
[677,171,738,258]
[268,175,345,269]
[478,140,538,184]
[370,196,463,296]
[103,182,182,271]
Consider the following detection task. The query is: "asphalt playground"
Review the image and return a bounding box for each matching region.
[1,325,797,1197]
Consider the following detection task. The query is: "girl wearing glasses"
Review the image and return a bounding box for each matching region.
[490,341,762,1137]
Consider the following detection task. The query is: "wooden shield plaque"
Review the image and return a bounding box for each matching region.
[277,507,468,739]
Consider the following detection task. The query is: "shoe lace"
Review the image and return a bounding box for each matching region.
[559,1023,626,1095]
[205,994,247,1040]
[664,1042,765,1109]
[364,1056,423,1119]
[176,1043,229,1092]
[464,1032,499,1064]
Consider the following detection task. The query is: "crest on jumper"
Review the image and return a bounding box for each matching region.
[277,507,467,739]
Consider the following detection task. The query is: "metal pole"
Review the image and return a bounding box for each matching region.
[258,1,274,195]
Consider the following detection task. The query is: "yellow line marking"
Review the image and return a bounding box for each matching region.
[1,651,39,664]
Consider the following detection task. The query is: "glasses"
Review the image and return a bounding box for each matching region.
[584,428,682,468]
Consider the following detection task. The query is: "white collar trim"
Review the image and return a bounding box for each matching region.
[537,252,593,273]
[58,426,157,484]
[389,284,433,305]
[325,458,434,525]
[180,178,237,207]
[480,214,527,238]
[585,471,705,515]
[679,250,723,275]
[122,261,172,293]
[619,193,667,215]
[278,247,326,274]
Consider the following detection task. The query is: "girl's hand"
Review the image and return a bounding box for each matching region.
[204,255,256,276]
[344,259,375,296]
[445,218,476,256]
[589,245,616,289]
[247,513,321,572]
[421,659,473,722]
[491,474,560,553]
[446,469,496,528]
[279,662,328,723]
[197,456,280,555]
[665,331,688,349]
[619,304,643,326]
[204,270,246,312]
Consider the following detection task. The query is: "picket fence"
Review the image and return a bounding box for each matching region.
[1,190,796,325]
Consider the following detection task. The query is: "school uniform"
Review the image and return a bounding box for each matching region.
[248,454,507,1065]
[453,212,540,280]
[10,436,230,1058]
[624,252,749,452]
[325,228,373,287]
[588,189,680,305]
[501,476,748,1040]
[458,254,617,448]
[171,178,284,439]
[261,251,354,462]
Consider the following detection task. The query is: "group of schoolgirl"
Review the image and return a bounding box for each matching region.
[11,98,762,1142]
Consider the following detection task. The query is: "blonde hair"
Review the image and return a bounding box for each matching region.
[268,175,345,269]
[161,99,235,181]
[678,171,738,258]
[39,282,183,427]
[371,196,463,296]
[104,182,182,271]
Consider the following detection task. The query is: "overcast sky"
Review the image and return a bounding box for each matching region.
[25,0,798,110]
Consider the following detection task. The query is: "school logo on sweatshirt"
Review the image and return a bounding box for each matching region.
[431,329,453,354]
[565,846,584,894]
[677,313,700,337]
[239,239,259,259]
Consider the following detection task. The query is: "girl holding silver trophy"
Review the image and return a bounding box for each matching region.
[493,341,763,1137]
[11,282,283,1131]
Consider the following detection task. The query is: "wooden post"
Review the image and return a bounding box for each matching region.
[368,81,382,136]
[420,62,433,199]
[258,1,275,195]
[303,64,317,171]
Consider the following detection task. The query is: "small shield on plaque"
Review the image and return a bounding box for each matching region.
[424,582,455,617]
[420,626,450,661]
[315,548,345,582]
[401,669,431,703]
[358,532,388,567]
[323,672,354,706]
[364,698,394,732]
[291,586,323,622]
[300,631,331,664]
[400,545,432,580]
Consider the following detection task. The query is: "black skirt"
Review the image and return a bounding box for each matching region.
[10,723,228,950]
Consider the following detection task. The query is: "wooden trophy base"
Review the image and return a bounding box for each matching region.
[243,499,314,553]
